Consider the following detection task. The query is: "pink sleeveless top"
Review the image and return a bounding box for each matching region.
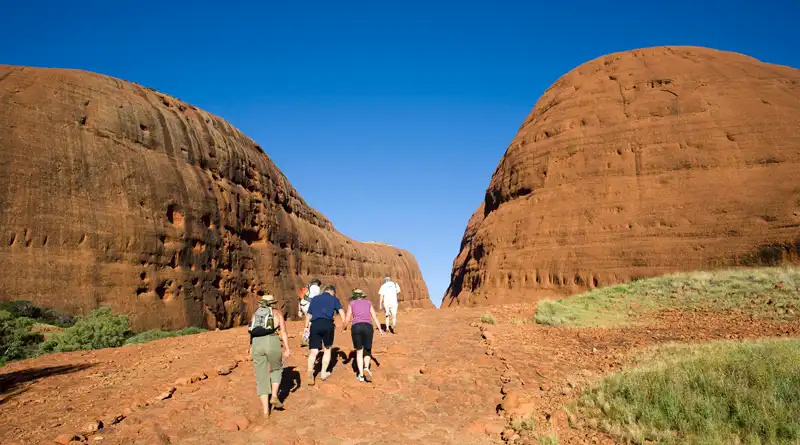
[351,300,372,325]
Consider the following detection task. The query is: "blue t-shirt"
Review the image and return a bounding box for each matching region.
[307,292,343,322]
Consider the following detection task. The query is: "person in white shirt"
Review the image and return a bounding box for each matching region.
[378,276,401,333]
[308,279,321,300]
[299,279,322,346]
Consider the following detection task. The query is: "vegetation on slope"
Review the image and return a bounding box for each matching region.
[535,267,800,327]
[1,301,206,365]
[575,338,800,445]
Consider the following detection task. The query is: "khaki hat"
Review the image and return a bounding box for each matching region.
[259,294,276,305]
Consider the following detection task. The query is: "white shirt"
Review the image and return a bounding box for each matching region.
[379,281,400,306]
[308,284,321,300]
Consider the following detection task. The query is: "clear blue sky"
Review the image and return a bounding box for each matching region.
[2,1,798,307]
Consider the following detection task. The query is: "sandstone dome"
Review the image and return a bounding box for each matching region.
[446,46,800,306]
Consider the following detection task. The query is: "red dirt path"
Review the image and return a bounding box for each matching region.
[1,306,797,445]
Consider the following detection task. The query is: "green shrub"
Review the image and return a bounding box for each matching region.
[175,327,206,336]
[41,307,132,353]
[480,313,496,325]
[0,311,44,365]
[577,338,800,444]
[0,300,74,327]
[124,326,207,345]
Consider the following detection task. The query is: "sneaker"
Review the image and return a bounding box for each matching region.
[356,374,365,383]
[270,396,284,409]
[364,367,373,380]
[307,371,315,386]
[320,371,331,381]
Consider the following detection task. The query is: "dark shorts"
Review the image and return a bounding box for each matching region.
[309,318,335,350]
[351,322,374,351]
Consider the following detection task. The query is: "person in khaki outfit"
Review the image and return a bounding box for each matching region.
[248,293,290,415]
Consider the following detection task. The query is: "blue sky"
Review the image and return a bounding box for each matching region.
[2,0,798,307]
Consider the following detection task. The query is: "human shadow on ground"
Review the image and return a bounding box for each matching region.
[277,366,301,404]
[341,350,381,375]
[0,363,94,405]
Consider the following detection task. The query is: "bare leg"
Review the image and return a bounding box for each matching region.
[307,348,319,385]
[259,394,269,415]
[356,348,364,376]
[364,354,371,371]
[321,348,332,378]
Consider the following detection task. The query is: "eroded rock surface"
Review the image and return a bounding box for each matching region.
[446,46,800,306]
[0,65,431,330]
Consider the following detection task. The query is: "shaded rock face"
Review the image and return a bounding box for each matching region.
[0,65,432,330]
[446,46,800,307]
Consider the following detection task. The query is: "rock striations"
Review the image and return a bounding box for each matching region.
[0,65,431,330]
[446,46,800,307]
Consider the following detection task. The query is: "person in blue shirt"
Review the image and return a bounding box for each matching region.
[303,285,346,386]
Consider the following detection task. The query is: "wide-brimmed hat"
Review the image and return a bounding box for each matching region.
[351,288,366,299]
[259,294,276,305]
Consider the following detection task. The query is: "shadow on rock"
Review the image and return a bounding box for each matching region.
[0,363,94,404]
[278,366,301,402]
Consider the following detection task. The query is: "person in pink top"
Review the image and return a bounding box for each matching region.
[343,288,383,382]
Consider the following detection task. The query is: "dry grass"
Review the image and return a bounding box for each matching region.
[479,313,496,325]
[575,338,800,444]
[535,267,800,327]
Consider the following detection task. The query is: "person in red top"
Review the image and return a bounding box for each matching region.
[343,288,383,382]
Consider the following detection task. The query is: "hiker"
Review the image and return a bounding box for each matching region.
[379,276,401,333]
[297,278,322,319]
[343,288,383,382]
[247,293,290,415]
[304,284,346,385]
[298,279,322,346]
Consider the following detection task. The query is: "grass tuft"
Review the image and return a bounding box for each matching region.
[534,267,800,327]
[576,338,800,445]
[537,433,559,445]
[509,413,536,432]
[479,313,496,325]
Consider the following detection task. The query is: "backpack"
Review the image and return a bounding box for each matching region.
[298,286,309,301]
[249,307,277,336]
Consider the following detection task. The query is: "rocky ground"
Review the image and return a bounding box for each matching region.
[1,306,798,445]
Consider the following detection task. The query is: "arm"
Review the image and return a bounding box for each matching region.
[277,310,291,358]
[305,312,312,332]
[247,317,254,354]
[334,298,346,326]
[379,290,384,309]
[370,304,383,335]
[344,304,353,326]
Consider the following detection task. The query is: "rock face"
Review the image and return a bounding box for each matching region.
[446,46,800,307]
[0,65,432,330]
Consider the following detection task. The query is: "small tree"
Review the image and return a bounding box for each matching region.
[0,311,44,365]
[40,307,132,353]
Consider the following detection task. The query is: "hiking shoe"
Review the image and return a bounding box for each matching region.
[307,371,315,386]
[270,396,284,409]
[364,368,373,380]
[356,374,365,383]
[320,372,331,381]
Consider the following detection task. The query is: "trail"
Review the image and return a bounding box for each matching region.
[2,305,797,445]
